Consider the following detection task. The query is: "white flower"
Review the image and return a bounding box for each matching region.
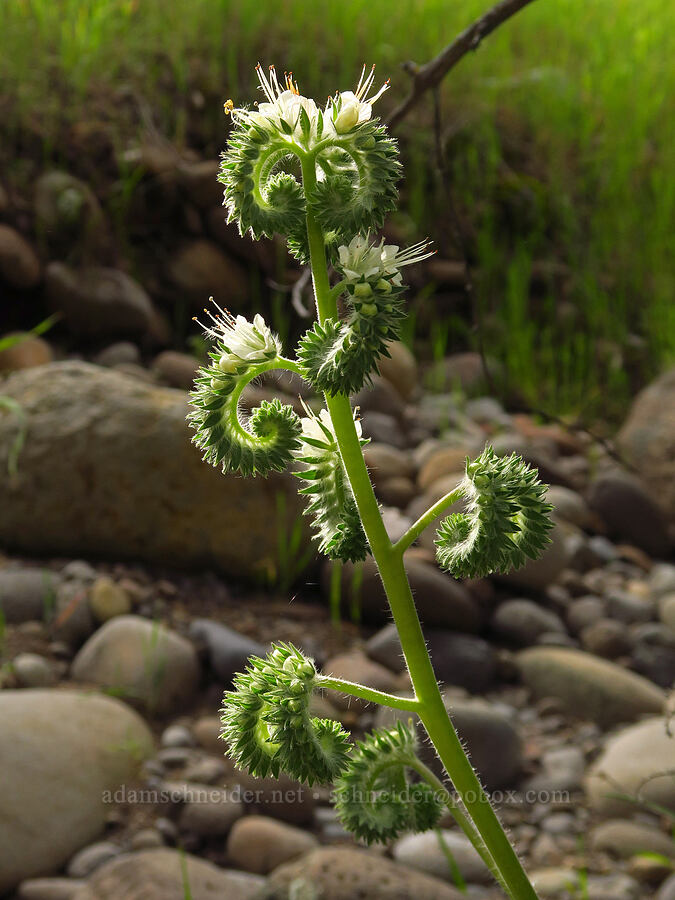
[225,63,390,147]
[196,301,281,372]
[337,234,435,285]
[230,64,320,144]
[296,406,362,457]
[330,65,390,134]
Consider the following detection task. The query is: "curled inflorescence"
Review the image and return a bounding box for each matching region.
[188,306,301,477]
[219,64,400,263]
[435,446,554,579]
[334,721,444,844]
[221,642,352,786]
[298,235,433,394]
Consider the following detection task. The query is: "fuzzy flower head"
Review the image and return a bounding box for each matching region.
[225,63,390,149]
[329,65,390,134]
[227,64,320,146]
[337,234,435,288]
[196,301,281,373]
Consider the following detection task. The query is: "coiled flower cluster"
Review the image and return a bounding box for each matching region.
[298,235,434,394]
[435,446,554,578]
[188,305,301,477]
[219,64,400,263]
[220,642,352,785]
[222,646,443,844]
[334,721,444,843]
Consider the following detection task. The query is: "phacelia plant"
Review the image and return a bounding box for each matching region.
[189,63,552,899]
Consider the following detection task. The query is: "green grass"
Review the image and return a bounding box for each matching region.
[1,0,673,418]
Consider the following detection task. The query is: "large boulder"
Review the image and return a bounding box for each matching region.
[261,847,464,900]
[72,615,201,715]
[45,263,158,339]
[516,647,665,727]
[0,690,154,893]
[72,849,264,900]
[618,367,675,521]
[585,716,675,815]
[0,362,308,577]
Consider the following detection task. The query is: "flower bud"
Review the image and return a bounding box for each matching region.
[353,281,373,299]
[334,101,360,133]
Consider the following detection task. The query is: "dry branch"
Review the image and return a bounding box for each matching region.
[386,0,539,130]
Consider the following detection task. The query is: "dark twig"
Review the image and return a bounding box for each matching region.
[386,0,539,130]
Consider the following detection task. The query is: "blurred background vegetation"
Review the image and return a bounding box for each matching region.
[1,0,673,422]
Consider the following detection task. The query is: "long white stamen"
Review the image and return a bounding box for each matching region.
[356,65,376,101]
[255,63,276,104]
[392,240,435,267]
[355,64,368,99]
[369,79,390,104]
[269,65,282,98]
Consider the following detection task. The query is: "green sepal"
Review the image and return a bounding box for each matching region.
[294,411,370,563]
[307,120,402,245]
[219,118,305,243]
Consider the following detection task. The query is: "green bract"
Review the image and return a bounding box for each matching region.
[294,406,369,562]
[435,446,555,578]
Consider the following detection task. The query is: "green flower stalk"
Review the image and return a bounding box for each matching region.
[189,63,551,900]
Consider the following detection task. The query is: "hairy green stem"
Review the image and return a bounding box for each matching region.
[300,154,539,899]
[394,485,464,554]
[409,757,506,891]
[318,676,420,711]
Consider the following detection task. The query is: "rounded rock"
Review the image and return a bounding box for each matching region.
[327,555,482,631]
[88,577,131,624]
[586,716,675,814]
[0,335,53,372]
[588,472,670,557]
[516,646,665,727]
[265,846,464,899]
[393,830,491,884]
[71,615,200,715]
[323,650,398,711]
[67,842,122,879]
[377,340,418,400]
[13,652,56,688]
[0,224,41,289]
[491,599,566,647]
[70,848,265,900]
[226,815,318,875]
[0,689,153,894]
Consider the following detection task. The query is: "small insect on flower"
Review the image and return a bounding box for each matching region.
[194,300,281,374]
[330,64,390,133]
